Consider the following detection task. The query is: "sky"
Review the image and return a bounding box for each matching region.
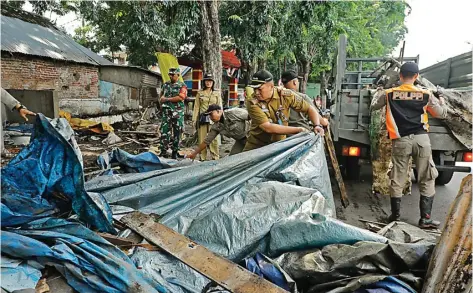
[25,0,473,70]
[396,0,473,69]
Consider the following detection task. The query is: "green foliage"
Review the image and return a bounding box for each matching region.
[72,25,100,52]
[220,1,408,84]
[5,0,77,16]
[74,1,201,67]
[11,0,408,75]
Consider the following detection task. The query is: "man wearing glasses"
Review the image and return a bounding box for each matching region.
[159,67,187,159]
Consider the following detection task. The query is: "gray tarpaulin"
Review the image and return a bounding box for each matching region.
[275,223,436,292]
[86,133,392,292]
[86,133,335,221]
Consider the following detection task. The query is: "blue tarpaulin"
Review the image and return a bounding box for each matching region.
[86,133,389,291]
[97,147,194,173]
[1,218,166,293]
[1,114,114,233]
[245,253,294,292]
[1,115,168,293]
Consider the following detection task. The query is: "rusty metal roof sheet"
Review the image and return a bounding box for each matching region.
[1,15,114,66]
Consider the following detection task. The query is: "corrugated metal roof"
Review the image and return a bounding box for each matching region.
[1,15,114,66]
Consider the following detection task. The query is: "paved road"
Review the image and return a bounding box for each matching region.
[333,162,472,229]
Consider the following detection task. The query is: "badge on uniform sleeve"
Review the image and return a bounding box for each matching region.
[180,86,188,96]
[261,104,269,112]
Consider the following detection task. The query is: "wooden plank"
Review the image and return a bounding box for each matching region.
[121,212,289,293]
[97,232,138,248]
[324,127,350,208]
[118,130,157,135]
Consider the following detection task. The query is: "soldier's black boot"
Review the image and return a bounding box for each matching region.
[160,149,169,158]
[419,195,440,228]
[388,197,401,222]
[172,151,184,160]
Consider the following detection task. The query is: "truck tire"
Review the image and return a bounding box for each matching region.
[435,161,454,186]
[345,157,361,180]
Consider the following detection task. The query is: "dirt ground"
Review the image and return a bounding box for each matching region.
[332,162,469,230]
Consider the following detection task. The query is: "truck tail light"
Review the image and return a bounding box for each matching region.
[463,152,472,162]
[342,146,361,157]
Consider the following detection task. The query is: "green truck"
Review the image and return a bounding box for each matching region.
[329,35,471,185]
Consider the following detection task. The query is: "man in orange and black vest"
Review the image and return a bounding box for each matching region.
[370,62,447,228]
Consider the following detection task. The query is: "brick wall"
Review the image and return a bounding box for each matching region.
[1,55,99,100]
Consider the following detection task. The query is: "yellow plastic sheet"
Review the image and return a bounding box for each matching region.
[156,52,184,83]
[59,110,114,134]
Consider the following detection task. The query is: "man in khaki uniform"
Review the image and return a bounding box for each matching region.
[1,88,35,156]
[370,62,447,228]
[244,70,324,151]
[281,70,329,135]
[187,104,250,159]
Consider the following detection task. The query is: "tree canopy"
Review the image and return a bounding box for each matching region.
[12,0,409,88]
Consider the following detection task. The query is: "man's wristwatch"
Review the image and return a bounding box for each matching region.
[16,105,26,111]
[314,125,323,129]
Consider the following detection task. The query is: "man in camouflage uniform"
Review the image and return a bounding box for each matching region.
[160,68,187,159]
[244,70,325,151]
[186,104,250,159]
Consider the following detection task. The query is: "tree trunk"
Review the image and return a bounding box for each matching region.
[320,71,328,108]
[247,58,257,85]
[200,0,222,90]
[299,59,310,94]
[257,58,266,71]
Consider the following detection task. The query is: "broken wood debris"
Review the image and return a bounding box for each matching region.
[118,130,158,136]
[97,232,139,248]
[121,211,289,293]
[124,137,148,146]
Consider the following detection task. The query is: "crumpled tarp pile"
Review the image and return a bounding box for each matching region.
[275,238,433,292]
[1,114,113,232]
[97,147,195,174]
[86,132,436,292]
[0,115,166,293]
[85,133,415,292]
[59,110,114,134]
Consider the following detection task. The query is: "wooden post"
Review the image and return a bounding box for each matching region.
[192,67,203,97]
[228,77,239,107]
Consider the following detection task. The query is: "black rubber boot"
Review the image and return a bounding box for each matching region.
[160,149,169,158]
[388,197,401,222]
[171,151,184,160]
[419,195,440,228]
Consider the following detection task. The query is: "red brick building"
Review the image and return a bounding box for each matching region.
[1,7,161,119]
